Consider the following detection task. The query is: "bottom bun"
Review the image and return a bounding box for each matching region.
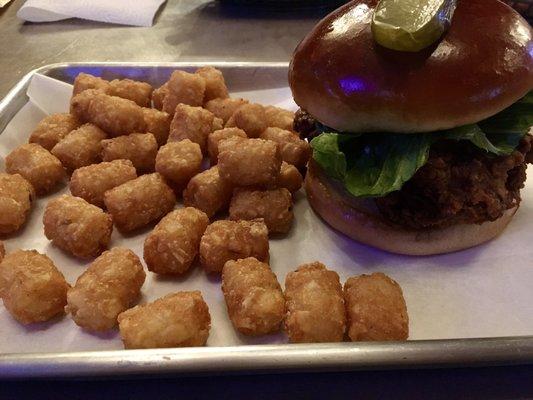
[305,161,518,256]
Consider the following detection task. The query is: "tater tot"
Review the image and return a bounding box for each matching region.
[229,188,293,234]
[183,166,232,218]
[5,143,65,195]
[162,70,206,114]
[284,262,346,343]
[66,247,145,331]
[101,133,158,173]
[69,160,137,208]
[70,89,146,137]
[222,257,285,335]
[144,207,209,275]
[73,74,153,107]
[260,127,311,169]
[344,272,409,341]
[207,127,247,164]
[73,73,110,96]
[118,291,211,349]
[168,104,218,153]
[43,195,113,259]
[0,173,35,235]
[155,140,202,191]
[278,162,303,193]
[51,123,107,171]
[152,82,168,110]
[226,103,268,138]
[213,117,224,131]
[200,220,269,274]
[29,113,81,151]
[264,106,295,132]
[195,66,229,102]
[205,98,249,124]
[0,241,5,262]
[218,137,281,187]
[104,173,176,232]
[108,79,153,108]
[142,108,171,146]
[0,250,69,325]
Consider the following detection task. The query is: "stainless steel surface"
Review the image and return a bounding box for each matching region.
[2,337,533,378]
[0,0,327,99]
[0,62,533,378]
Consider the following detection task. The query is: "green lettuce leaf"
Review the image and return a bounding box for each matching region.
[440,92,533,156]
[309,133,355,180]
[440,124,519,156]
[310,92,532,198]
[479,91,533,135]
[344,134,432,197]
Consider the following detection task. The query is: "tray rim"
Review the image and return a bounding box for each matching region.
[0,62,532,379]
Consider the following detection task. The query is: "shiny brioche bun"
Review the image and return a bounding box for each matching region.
[305,161,518,256]
[289,0,533,133]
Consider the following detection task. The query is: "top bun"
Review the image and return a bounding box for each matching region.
[289,0,533,133]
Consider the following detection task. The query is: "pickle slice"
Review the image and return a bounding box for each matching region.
[372,0,457,52]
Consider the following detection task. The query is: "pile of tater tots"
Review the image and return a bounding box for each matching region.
[0,67,408,349]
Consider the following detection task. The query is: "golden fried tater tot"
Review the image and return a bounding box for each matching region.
[118,291,211,349]
[0,250,69,324]
[222,257,285,335]
[108,79,153,108]
[70,89,146,137]
[183,166,233,218]
[162,70,206,114]
[278,162,303,193]
[5,143,65,195]
[0,241,5,262]
[73,73,153,107]
[155,140,202,192]
[200,220,269,274]
[264,105,295,132]
[73,73,110,96]
[51,123,107,171]
[195,66,229,102]
[29,113,81,151]
[218,137,281,187]
[225,103,268,138]
[142,108,171,146]
[207,127,247,164]
[70,160,137,208]
[205,98,249,125]
[284,262,346,343]
[101,133,158,173]
[0,173,35,235]
[43,195,113,259]
[152,82,169,110]
[168,104,219,154]
[344,272,409,341]
[66,247,145,331]
[144,207,209,275]
[104,173,176,232]
[260,127,311,169]
[229,188,293,234]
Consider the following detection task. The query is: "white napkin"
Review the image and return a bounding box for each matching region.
[17,0,166,27]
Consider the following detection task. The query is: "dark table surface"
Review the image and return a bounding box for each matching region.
[1,364,533,399]
[1,0,533,397]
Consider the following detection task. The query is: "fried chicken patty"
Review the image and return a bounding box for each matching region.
[377,135,532,229]
[295,110,532,230]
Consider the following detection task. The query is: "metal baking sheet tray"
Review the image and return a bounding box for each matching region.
[0,62,532,378]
